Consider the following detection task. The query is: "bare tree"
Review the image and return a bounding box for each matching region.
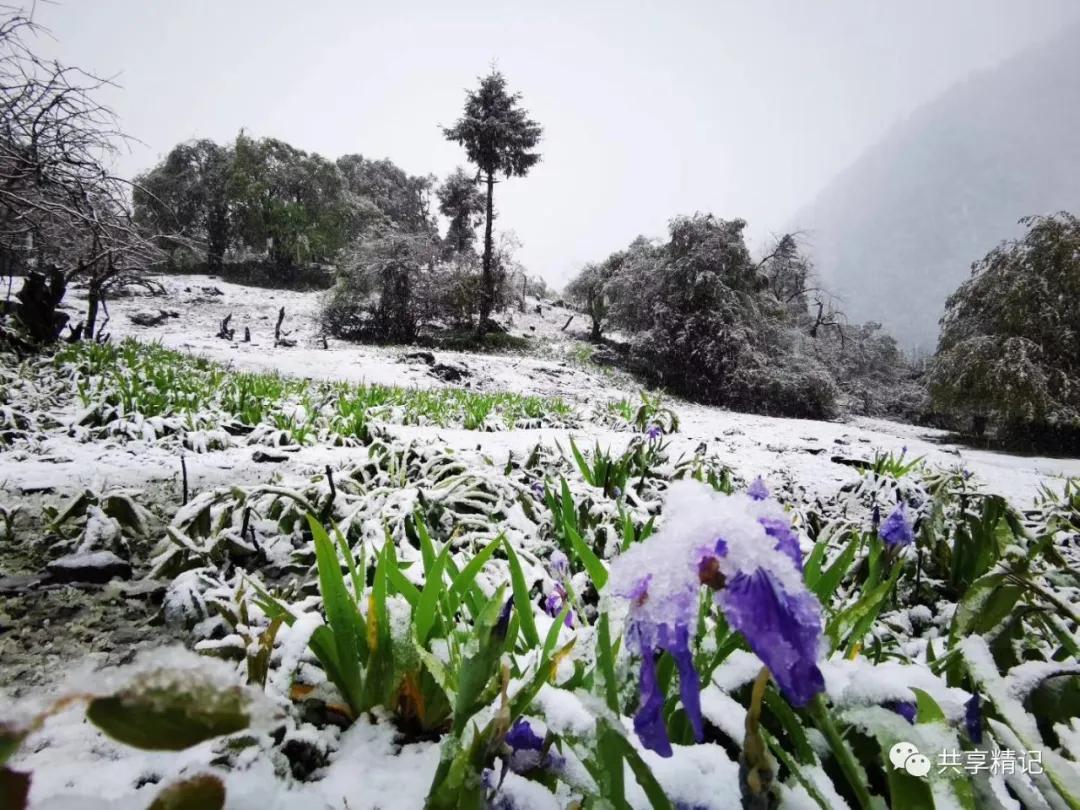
[0,6,167,342]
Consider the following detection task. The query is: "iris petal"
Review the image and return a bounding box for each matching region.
[633,641,673,757]
[720,568,825,707]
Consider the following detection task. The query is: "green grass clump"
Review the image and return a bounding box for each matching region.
[52,339,575,445]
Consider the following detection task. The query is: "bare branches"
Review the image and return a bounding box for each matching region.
[0,5,172,341]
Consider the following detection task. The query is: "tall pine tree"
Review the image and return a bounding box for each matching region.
[443,70,542,330]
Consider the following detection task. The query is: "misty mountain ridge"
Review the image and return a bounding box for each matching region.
[793,21,1080,350]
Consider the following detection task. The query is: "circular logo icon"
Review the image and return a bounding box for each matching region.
[904,753,931,778]
[889,742,918,770]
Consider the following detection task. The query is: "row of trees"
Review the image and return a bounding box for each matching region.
[0,8,165,344]
[564,208,1078,444]
[565,215,920,419]
[134,70,545,343]
[133,135,434,281]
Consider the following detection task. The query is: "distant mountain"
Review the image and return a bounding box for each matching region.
[792,24,1080,350]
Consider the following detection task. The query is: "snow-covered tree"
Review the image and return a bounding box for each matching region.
[443,70,542,331]
[930,212,1080,445]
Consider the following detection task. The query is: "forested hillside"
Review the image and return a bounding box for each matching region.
[794,23,1080,349]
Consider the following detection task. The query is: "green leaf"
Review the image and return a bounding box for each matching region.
[361,542,395,711]
[950,572,1023,640]
[447,535,501,618]
[148,774,226,810]
[763,688,815,765]
[812,531,861,604]
[596,613,620,713]
[308,514,365,712]
[595,720,626,804]
[543,603,570,661]
[566,523,607,590]
[569,437,594,486]
[911,688,947,724]
[86,672,249,751]
[604,724,674,810]
[0,725,25,767]
[453,589,510,734]
[415,545,451,645]
[503,537,540,648]
[386,559,421,606]
[332,523,363,604]
[559,477,579,538]
[413,509,437,572]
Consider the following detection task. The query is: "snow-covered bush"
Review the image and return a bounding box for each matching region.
[599,214,840,418]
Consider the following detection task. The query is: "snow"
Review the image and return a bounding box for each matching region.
[3,273,1080,808]
[271,613,324,695]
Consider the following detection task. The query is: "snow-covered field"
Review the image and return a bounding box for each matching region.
[2,274,1079,809]
[38,274,1080,504]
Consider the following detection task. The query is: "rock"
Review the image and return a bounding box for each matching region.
[252,449,289,463]
[46,551,132,584]
[19,484,55,495]
[431,362,470,382]
[590,348,621,366]
[201,286,224,296]
[403,350,435,366]
[129,309,169,327]
[0,574,46,595]
[117,579,167,604]
[831,456,872,470]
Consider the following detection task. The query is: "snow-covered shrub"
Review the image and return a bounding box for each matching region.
[599,214,840,418]
[321,230,441,343]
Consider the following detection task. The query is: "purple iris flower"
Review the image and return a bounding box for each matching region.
[886,701,917,724]
[506,718,543,751]
[505,718,563,774]
[549,550,569,577]
[965,694,982,744]
[719,568,824,707]
[530,480,545,498]
[609,481,826,754]
[616,574,703,757]
[646,424,662,441]
[879,503,915,547]
[503,721,544,773]
[542,583,574,627]
[747,476,769,501]
[494,597,514,640]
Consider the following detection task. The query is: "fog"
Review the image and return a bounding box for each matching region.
[35,0,1079,285]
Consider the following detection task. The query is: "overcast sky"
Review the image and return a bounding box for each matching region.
[32,0,1080,285]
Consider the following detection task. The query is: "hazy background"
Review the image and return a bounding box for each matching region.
[32,1,1080,300]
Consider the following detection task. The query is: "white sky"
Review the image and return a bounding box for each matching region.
[32,0,1079,286]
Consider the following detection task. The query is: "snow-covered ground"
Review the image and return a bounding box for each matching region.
[3,274,1080,809]
[40,273,1080,505]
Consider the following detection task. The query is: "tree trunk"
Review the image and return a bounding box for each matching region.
[84,280,100,341]
[479,172,496,332]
